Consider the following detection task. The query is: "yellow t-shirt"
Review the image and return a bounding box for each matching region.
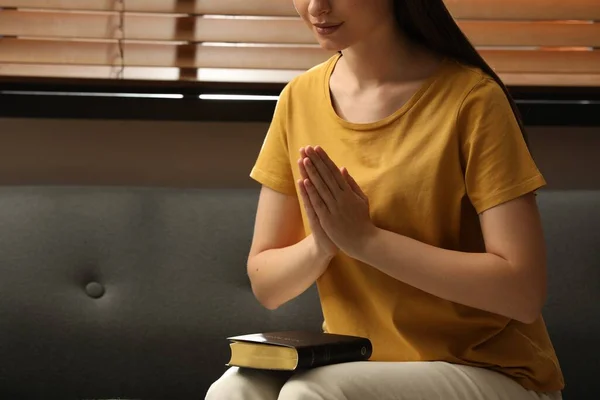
[249,54,564,392]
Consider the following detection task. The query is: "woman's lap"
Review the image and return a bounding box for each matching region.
[205,366,292,400]
[205,361,562,400]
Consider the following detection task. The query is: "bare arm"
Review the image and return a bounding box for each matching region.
[352,193,547,324]
[247,186,334,310]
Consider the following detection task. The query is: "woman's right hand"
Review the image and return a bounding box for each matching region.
[298,149,338,259]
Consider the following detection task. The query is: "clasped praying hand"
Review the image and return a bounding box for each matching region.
[297,145,376,258]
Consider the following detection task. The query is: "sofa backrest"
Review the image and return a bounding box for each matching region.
[537,190,600,399]
[0,187,597,399]
[0,187,323,399]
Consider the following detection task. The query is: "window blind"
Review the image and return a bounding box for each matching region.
[0,0,598,86]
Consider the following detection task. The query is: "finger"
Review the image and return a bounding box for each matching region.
[300,147,309,170]
[298,157,309,180]
[306,146,342,194]
[298,178,319,221]
[303,157,335,209]
[315,146,347,190]
[299,147,311,180]
[304,178,329,217]
[342,167,368,202]
[300,147,308,159]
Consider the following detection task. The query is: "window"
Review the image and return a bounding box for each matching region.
[0,0,598,125]
[0,0,598,86]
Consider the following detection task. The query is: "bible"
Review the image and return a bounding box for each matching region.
[226,331,372,371]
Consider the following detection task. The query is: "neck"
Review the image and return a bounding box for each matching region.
[338,25,433,89]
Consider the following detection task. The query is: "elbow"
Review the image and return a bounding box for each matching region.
[250,283,280,310]
[515,306,543,325]
[514,284,547,324]
[247,259,281,311]
[261,300,281,311]
[507,260,547,324]
[250,284,282,311]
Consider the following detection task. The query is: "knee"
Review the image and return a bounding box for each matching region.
[205,367,246,400]
[278,372,340,400]
[205,367,287,400]
[278,380,317,400]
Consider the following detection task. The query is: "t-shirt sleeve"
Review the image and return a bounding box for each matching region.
[458,78,546,214]
[249,84,297,195]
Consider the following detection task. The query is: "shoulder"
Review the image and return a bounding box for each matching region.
[445,62,523,145]
[442,60,509,111]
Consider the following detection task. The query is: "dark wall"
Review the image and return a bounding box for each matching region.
[0,118,598,191]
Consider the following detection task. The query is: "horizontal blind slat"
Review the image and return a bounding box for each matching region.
[444,0,600,20]
[0,0,296,16]
[0,63,182,80]
[460,21,600,47]
[2,0,599,19]
[1,63,599,87]
[498,73,600,87]
[0,39,332,69]
[0,11,316,44]
[1,39,599,74]
[1,11,599,47]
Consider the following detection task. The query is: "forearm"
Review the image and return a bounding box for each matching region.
[352,227,544,323]
[248,234,333,310]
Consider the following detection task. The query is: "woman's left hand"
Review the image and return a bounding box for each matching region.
[299,145,376,256]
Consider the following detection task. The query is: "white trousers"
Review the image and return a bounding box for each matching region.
[205,361,562,400]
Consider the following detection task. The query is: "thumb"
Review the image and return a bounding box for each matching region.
[341,167,368,202]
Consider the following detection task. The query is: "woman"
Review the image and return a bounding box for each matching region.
[206,0,564,399]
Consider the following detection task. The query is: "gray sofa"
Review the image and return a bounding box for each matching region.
[0,186,598,399]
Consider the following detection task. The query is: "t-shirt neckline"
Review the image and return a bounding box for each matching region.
[322,52,449,131]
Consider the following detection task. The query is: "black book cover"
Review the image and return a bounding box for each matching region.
[228,331,373,368]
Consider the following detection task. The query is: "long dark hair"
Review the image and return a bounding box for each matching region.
[393,0,529,146]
